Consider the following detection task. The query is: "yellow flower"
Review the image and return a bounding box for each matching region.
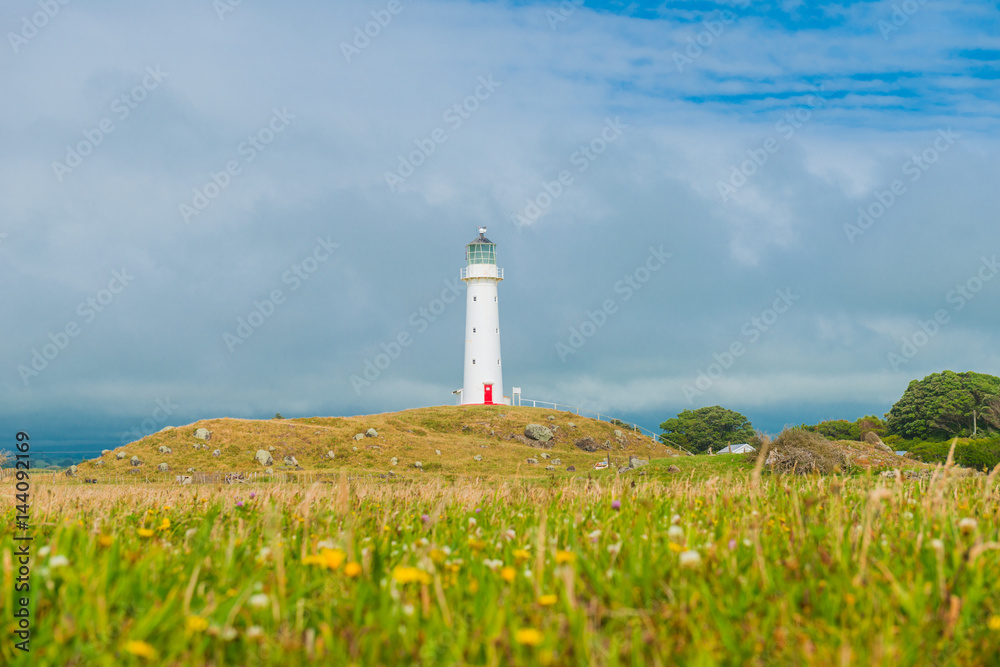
[538,594,557,606]
[429,549,447,564]
[98,535,113,547]
[500,567,516,583]
[513,549,530,563]
[515,628,544,646]
[667,542,683,553]
[185,616,209,632]
[989,615,1000,631]
[554,550,575,565]
[124,640,157,659]
[137,528,154,538]
[159,518,171,531]
[344,562,362,578]
[468,538,486,551]
[392,566,431,585]
[303,548,346,571]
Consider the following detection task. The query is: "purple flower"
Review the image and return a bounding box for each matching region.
[475,508,481,513]
[611,500,621,511]
[236,501,244,507]
[728,539,737,550]
[421,514,430,523]
[249,492,256,499]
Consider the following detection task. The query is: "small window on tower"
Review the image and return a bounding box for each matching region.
[494,296,497,302]
[472,359,476,365]
[497,359,501,365]
[495,328,499,334]
[473,296,477,301]
[473,328,477,333]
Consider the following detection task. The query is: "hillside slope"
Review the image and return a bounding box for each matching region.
[78,405,681,480]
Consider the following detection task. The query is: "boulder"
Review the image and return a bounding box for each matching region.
[158,426,174,434]
[194,428,211,441]
[187,467,196,473]
[628,456,649,469]
[473,455,482,461]
[265,468,273,474]
[667,465,681,473]
[614,430,623,438]
[130,456,142,467]
[212,449,221,457]
[352,446,358,451]
[254,450,273,467]
[545,465,555,471]
[283,455,299,467]
[157,463,169,472]
[326,451,336,459]
[179,475,192,485]
[414,461,423,469]
[546,415,555,421]
[435,450,441,456]
[101,449,110,456]
[566,465,576,472]
[390,457,398,466]
[574,437,605,453]
[552,458,562,466]
[540,452,551,459]
[65,465,78,477]
[158,446,172,454]
[526,458,539,465]
[567,422,576,428]
[524,424,553,442]
[365,428,378,438]
[353,433,365,441]
[94,460,104,467]
[116,451,127,460]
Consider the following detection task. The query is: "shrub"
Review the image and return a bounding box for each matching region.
[766,428,852,475]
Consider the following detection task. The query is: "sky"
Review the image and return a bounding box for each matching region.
[2,0,999,456]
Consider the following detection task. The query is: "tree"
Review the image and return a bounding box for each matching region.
[885,370,1000,440]
[659,406,755,454]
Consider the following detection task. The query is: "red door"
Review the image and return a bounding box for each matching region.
[483,383,493,405]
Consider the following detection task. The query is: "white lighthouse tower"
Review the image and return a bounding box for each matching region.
[459,227,504,405]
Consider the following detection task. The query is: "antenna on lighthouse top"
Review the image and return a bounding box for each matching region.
[478,226,487,235]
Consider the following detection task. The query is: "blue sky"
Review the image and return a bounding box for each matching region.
[2,0,999,455]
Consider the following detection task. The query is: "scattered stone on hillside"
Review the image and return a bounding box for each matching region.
[212,449,221,457]
[629,456,649,469]
[179,476,193,485]
[414,461,422,469]
[187,467,196,473]
[546,415,555,421]
[667,465,681,473]
[552,458,562,466]
[524,424,553,442]
[353,433,365,441]
[566,465,576,472]
[390,457,398,466]
[158,446,172,454]
[614,430,623,438]
[574,437,606,453]
[352,446,358,452]
[265,468,273,474]
[158,463,169,472]
[435,450,441,456]
[94,460,104,467]
[367,445,381,451]
[268,445,276,452]
[284,455,299,467]
[568,422,576,428]
[158,426,174,434]
[101,449,110,456]
[540,452,551,459]
[116,451,127,460]
[880,470,898,478]
[526,458,538,465]
[65,465,78,477]
[255,450,273,467]
[365,428,378,438]
[194,428,212,441]
[474,455,482,461]
[490,430,495,436]
[550,425,559,433]
[545,465,555,471]
[327,451,336,459]
[865,432,895,454]
[130,456,142,467]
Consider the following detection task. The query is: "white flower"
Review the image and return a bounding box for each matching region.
[317,539,336,550]
[679,550,702,568]
[221,627,238,641]
[416,538,429,547]
[670,514,681,525]
[958,518,977,534]
[503,529,516,541]
[401,604,414,616]
[257,547,272,561]
[246,626,263,640]
[607,542,622,556]
[38,546,51,558]
[483,559,504,571]
[588,530,601,542]
[248,593,269,609]
[468,517,477,527]
[930,539,944,552]
[49,555,70,569]
[902,512,914,521]
[743,539,752,547]
[667,525,684,540]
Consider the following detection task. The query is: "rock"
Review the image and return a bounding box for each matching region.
[94,461,104,467]
[194,428,212,441]
[268,446,276,452]
[212,449,221,457]
[365,428,378,438]
[550,425,559,433]
[414,461,422,469]
[866,432,895,454]
[568,422,576,428]
[390,457,398,466]
[526,458,538,464]
[327,451,336,459]
[158,426,174,433]
[284,455,299,467]
[353,433,365,441]
[65,465,78,477]
[435,450,441,456]
[367,445,381,451]
[101,449,110,456]
[157,463,169,472]
[158,446,172,454]
[552,458,562,465]
[667,465,681,473]
[628,456,649,469]
[352,446,358,451]
[254,450,273,467]
[540,452,551,459]
[614,430,623,438]
[566,466,576,472]
[265,468,273,474]
[618,466,631,473]
[546,415,555,421]
[574,437,605,453]
[474,455,482,461]
[524,424,553,442]
[490,430,495,436]
[130,456,142,467]
[545,465,555,471]
[116,451,127,460]
[880,470,898,478]
[187,467,196,473]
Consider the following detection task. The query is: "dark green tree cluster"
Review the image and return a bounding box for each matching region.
[659,406,755,454]
[800,415,886,442]
[885,370,1000,440]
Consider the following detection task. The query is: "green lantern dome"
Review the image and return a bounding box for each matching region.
[466,227,496,265]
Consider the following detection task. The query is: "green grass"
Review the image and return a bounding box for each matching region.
[3,464,999,665]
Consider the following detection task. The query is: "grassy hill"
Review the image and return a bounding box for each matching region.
[75,405,681,481]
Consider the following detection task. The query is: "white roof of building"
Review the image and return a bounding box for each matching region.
[717,443,755,454]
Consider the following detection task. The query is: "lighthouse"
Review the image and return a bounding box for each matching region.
[459,227,504,405]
